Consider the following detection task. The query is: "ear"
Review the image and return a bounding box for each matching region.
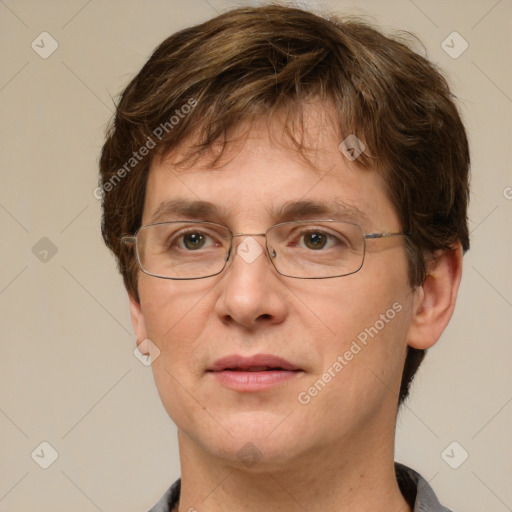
[407,244,463,350]
[129,293,149,353]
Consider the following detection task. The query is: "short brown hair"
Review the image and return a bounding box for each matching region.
[99,4,470,403]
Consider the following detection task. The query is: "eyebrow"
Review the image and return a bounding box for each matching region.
[148,198,371,226]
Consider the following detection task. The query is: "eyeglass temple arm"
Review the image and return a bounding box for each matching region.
[121,236,137,245]
[364,232,410,239]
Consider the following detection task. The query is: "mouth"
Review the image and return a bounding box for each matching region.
[207,354,301,372]
[222,366,293,371]
[207,354,304,391]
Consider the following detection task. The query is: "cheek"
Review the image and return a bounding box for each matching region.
[139,276,202,336]
[302,251,413,382]
[137,276,213,375]
[138,277,215,426]
[299,264,409,344]
[294,275,412,439]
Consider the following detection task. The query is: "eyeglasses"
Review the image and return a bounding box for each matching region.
[121,220,409,280]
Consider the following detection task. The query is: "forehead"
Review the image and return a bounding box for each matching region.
[143,109,399,231]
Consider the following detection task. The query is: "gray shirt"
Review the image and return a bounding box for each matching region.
[148,463,454,512]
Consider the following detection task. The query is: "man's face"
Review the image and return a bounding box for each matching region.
[130,108,418,469]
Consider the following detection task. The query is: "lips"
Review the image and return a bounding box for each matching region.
[207,354,304,392]
[207,354,301,373]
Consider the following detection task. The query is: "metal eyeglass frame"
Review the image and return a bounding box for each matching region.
[121,219,410,280]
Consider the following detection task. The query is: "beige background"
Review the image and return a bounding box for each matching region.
[1,0,511,510]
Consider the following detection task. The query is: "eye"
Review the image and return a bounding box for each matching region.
[181,231,208,250]
[295,229,343,251]
[168,229,221,251]
[302,231,329,250]
[146,223,230,258]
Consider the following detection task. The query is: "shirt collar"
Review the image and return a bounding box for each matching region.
[149,463,453,512]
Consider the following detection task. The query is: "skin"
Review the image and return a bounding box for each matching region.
[129,105,463,512]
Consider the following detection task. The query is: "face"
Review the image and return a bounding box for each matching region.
[130,107,419,470]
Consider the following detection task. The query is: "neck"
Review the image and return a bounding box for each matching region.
[175,429,411,512]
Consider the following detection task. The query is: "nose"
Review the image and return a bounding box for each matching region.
[214,234,288,330]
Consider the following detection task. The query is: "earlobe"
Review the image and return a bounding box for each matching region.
[407,244,463,350]
[129,293,148,350]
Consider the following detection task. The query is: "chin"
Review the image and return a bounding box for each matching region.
[196,410,314,469]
